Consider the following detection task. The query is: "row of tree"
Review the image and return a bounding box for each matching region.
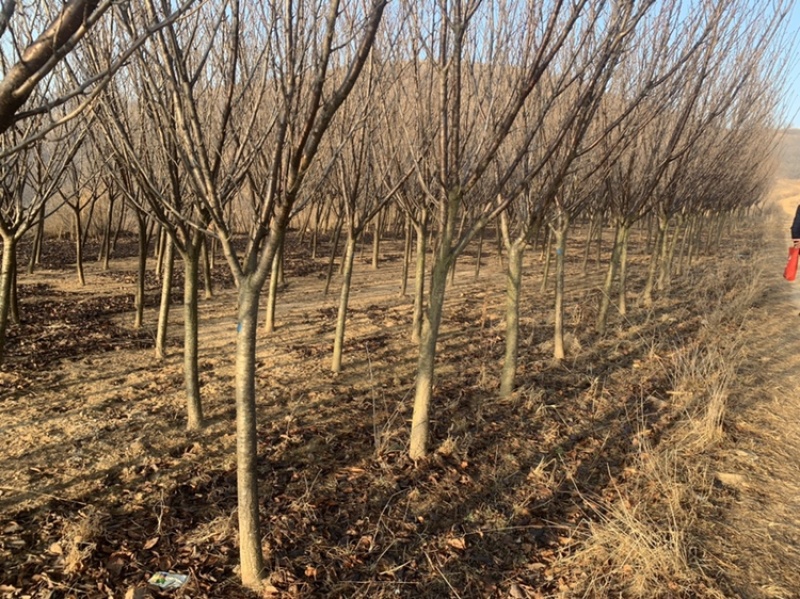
[0,0,793,589]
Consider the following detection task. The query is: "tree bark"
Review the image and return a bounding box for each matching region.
[0,235,17,362]
[234,279,265,589]
[134,213,147,329]
[553,223,568,362]
[264,247,281,334]
[617,224,630,317]
[411,216,427,344]
[73,206,85,286]
[500,241,524,398]
[155,235,174,361]
[596,224,625,335]
[183,241,203,430]
[400,214,411,297]
[331,234,357,373]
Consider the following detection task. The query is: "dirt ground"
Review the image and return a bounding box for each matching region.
[2,189,800,598]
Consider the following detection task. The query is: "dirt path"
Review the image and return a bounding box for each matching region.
[704,182,800,598]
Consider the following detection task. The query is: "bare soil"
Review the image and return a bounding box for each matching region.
[1,190,800,598]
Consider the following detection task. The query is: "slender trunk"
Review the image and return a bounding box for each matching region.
[331,234,357,373]
[0,236,16,362]
[675,216,692,277]
[27,204,45,274]
[183,242,203,430]
[110,202,126,257]
[410,193,456,459]
[411,217,427,344]
[9,257,19,325]
[98,198,115,268]
[371,215,380,270]
[581,215,595,275]
[400,214,411,297]
[553,224,568,362]
[134,214,147,329]
[235,279,266,589]
[617,224,630,317]
[595,212,604,268]
[642,214,667,308]
[410,253,448,459]
[324,215,344,295]
[539,229,553,294]
[155,236,174,361]
[500,241,525,398]
[155,226,166,281]
[474,228,484,278]
[202,235,213,299]
[74,208,85,287]
[264,247,281,334]
[658,216,680,291]
[596,224,625,335]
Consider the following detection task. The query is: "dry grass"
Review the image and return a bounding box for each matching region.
[558,213,776,599]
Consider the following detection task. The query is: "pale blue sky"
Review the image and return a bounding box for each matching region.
[782,3,800,128]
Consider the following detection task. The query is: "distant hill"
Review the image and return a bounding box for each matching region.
[777,128,800,179]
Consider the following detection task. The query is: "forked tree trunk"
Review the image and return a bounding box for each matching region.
[331,234,357,373]
[0,236,17,362]
[642,213,667,307]
[500,240,525,397]
[410,195,456,459]
[155,236,175,361]
[183,241,203,430]
[596,223,625,335]
[134,213,148,329]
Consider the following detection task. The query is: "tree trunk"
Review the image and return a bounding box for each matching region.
[500,241,525,397]
[411,216,427,344]
[183,241,203,430]
[235,279,266,589]
[410,253,449,459]
[658,216,681,291]
[474,228,484,278]
[642,214,667,308]
[134,213,148,329]
[617,224,631,317]
[553,223,568,362]
[27,204,45,274]
[98,196,115,269]
[264,247,281,334]
[73,207,86,286]
[410,194,456,460]
[324,215,343,295]
[596,224,624,335]
[202,235,213,299]
[400,214,411,297]
[331,234,357,373]
[0,236,17,362]
[539,229,553,294]
[155,236,174,361]
[371,214,381,270]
